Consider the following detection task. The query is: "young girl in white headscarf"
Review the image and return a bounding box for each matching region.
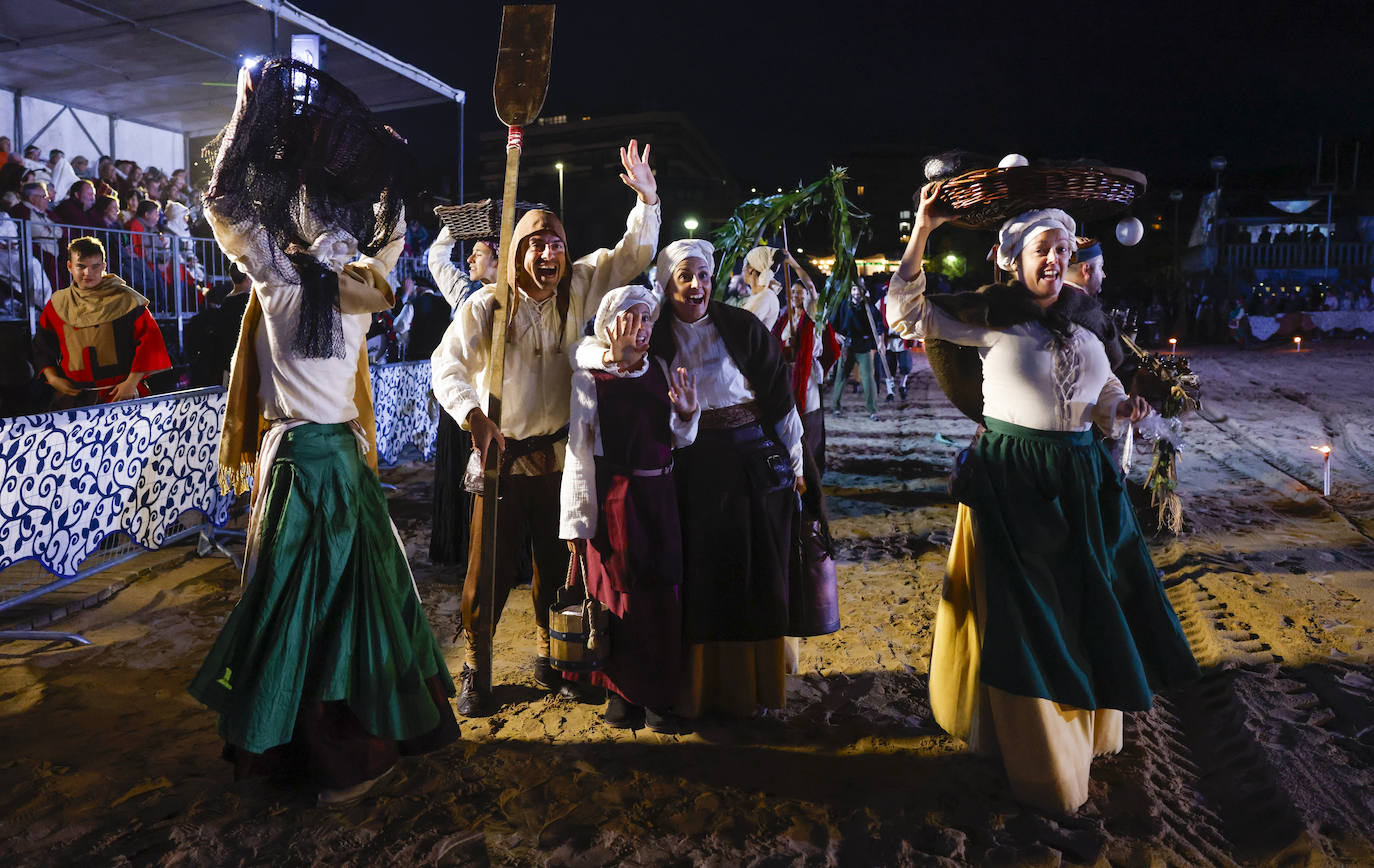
[886,184,1199,813]
[561,285,700,732]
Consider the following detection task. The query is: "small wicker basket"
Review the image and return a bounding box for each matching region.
[433,198,550,240]
[934,165,1147,230]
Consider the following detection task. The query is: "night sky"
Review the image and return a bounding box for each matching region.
[292,0,1374,192]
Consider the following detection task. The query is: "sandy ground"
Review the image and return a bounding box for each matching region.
[3,340,1374,867]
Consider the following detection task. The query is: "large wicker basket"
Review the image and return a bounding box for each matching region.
[934,165,1147,230]
[434,198,549,240]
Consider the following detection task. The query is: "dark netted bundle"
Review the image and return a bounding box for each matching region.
[204,58,415,263]
[203,57,417,358]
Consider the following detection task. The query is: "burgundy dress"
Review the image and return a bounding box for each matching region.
[566,362,684,708]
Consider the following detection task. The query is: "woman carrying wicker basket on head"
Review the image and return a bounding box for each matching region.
[887,182,1199,813]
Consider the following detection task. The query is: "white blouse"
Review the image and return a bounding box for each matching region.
[559,349,700,539]
[430,199,661,473]
[885,270,1126,435]
[742,287,780,330]
[204,206,402,425]
[670,313,805,477]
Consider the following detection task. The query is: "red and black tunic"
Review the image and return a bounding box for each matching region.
[568,362,684,708]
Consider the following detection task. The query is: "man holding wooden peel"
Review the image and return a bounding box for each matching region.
[431,141,661,715]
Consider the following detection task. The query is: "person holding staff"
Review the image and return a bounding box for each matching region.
[431,141,661,716]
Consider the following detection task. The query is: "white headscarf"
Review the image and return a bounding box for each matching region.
[653,238,715,293]
[164,201,191,237]
[744,245,780,294]
[993,208,1077,273]
[593,284,661,344]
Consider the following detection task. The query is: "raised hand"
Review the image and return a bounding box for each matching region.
[619,139,658,205]
[914,181,955,233]
[605,308,645,367]
[668,366,698,416]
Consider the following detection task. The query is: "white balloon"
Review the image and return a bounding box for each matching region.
[1116,216,1145,246]
[998,153,1029,168]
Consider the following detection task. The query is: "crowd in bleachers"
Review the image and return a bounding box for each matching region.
[0,136,209,314]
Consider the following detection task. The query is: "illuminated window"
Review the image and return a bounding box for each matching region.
[856,185,865,195]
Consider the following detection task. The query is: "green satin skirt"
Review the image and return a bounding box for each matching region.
[962,418,1199,711]
[189,423,454,754]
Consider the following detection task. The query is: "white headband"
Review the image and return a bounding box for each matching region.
[994,208,1077,272]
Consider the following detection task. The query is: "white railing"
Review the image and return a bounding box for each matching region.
[1,215,445,345]
[1222,241,1374,271]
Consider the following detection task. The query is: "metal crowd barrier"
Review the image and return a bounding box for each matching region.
[0,362,439,646]
[1,215,441,346]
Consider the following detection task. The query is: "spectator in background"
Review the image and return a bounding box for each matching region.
[394,279,452,362]
[166,168,190,206]
[405,218,430,256]
[0,217,54,309]
[53,179,96,227]
[22,145,41,164]
[98,157,118,189]
[71,155,92,180]
[91,195,120,230]
[391,273,417,317]
[118,191,140,226]
[163,200,206,288]
[0,137,17,165]
[8,182,62,271]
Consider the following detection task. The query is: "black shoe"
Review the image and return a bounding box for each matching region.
[532,656,561,691]
[885,392,895,402]
[899,386,908,400]
[645,707,692,734]
[559,680,607,704]
[603,693,644,729]
[455,665,488,717]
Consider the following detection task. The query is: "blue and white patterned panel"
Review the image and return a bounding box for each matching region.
[0,389,234,577]
[370,360,439,464]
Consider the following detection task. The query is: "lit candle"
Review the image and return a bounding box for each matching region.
[1168,337,1177,356]
[1294,336,1302,352]
[1311,445,1331,495]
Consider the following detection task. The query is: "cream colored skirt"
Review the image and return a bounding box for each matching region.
[929,503,1123,812]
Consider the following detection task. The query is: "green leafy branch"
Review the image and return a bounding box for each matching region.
[710,166,871,322]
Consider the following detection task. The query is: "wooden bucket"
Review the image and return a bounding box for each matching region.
[548,554,608,672]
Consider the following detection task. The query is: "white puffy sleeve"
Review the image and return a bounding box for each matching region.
[1091,372,1130,438]
[560,369,600,539]
[569,198,662,318]
[885,270,999,348]
[658,357,700,448]
[431,290,493,429]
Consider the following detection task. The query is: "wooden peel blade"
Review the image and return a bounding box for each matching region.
[478,3,555,663]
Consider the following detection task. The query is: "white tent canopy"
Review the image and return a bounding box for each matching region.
[0,0,464,172]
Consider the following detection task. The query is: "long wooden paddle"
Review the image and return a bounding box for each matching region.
[480,4,555,661]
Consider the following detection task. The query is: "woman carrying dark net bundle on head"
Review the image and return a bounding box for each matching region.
[188,58,458,806]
